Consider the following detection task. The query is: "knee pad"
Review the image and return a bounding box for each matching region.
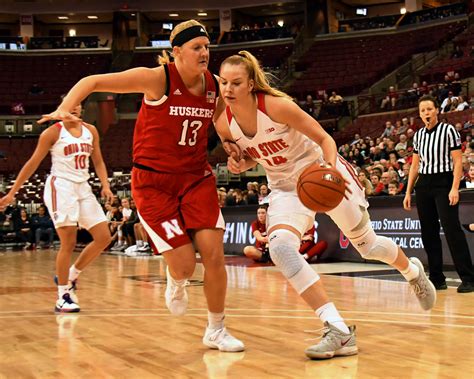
[268,229,320,294]
[348,226,398,265]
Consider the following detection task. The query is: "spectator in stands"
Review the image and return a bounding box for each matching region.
[217,188,227,208]
[16,208,34,249]
[380,86,398,109]
[406,128,415,149]
[233,188,247,206]
[108,203,123,247]
[11,102,25,115]
[455,95,469,111]
[395,134,408,152]
[358,171,374,197]
[380,121,395,138]
[370,173,386,195]
[258,183,270,204]
[301,95,316,118]
[32,205,54,248]
[328,91,343,104]
[388,180,400,196]
[122,198,138,248]
[440,91,457,113]
[243,205,270,263]
[379,171,391,195]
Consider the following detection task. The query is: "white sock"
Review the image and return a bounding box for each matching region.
[69,265,82,282]
[58,285,69,299]
[401,260,420,282]
[208,311,225,330]
[136,240,143,247]
[315,302,350,334]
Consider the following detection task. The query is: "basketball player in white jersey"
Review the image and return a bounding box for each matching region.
[214,51,436,359]
[0,103,112,313]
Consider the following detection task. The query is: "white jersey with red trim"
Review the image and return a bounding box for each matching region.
[50,122,93,183]
[226,93,322,189]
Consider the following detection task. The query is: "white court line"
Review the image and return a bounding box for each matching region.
[1,308,473,319]
[0,312,472,329]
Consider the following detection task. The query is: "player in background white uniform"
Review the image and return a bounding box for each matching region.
[0,103,112,313]
[214,51,436,360]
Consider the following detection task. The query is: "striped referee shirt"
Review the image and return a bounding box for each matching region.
[413,121,462,174]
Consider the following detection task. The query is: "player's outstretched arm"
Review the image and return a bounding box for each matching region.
[0,127,58,210]
[38,67,164,124]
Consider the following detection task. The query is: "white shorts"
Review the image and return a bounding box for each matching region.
[44,175,107,230]
[267,156,368,236]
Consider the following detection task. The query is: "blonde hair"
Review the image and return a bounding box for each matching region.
[220,50,292,100]
[157,20,207,65]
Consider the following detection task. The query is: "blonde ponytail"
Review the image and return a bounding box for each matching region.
[220,50,292,100]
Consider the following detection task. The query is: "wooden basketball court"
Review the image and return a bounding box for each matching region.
[0,250,472,378]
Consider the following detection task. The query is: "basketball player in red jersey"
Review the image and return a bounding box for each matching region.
[214,50,436,359]
[38,20,244,352]
[243,205,270,262]
[0,103,112,313]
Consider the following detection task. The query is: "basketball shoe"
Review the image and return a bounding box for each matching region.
[203,326,245,352]
[408,257,436,311]
[305,322,357,359]
[55,293,80,313]
[54,276,79,304]
[165,266,188,315]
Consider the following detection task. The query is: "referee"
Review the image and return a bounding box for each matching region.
[403,95,474,293]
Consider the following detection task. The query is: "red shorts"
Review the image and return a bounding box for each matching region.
[132,167,224,253]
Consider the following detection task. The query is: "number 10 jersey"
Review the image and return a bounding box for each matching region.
[50,122,93,183]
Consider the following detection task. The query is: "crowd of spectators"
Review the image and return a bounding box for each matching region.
[338,116,473,198]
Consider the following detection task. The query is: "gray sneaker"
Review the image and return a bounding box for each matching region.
[409,257,436,311]
[305,322,357,359]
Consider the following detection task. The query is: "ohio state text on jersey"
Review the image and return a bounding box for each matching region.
[226,93,322,189]
[50,122,93,183]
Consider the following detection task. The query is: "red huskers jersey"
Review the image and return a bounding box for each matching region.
[133,63,218,173]
[251,220,267,251]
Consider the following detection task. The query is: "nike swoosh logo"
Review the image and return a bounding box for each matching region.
[341,338,351,346]
[235,138,242,142]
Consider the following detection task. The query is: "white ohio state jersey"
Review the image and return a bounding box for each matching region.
[226,93,322,189]
[50,122,93,183]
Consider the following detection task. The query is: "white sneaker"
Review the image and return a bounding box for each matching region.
[111,241,124,251]
[54,276,79,304]
[203,326,245,352]
[165,266,188,315]
[55,293,80,313]
[125,245,138,256]
[138,243,151,252]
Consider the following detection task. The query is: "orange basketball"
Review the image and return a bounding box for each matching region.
[297,164,345,212]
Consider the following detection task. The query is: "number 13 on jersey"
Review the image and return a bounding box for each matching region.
[178,120,203,147]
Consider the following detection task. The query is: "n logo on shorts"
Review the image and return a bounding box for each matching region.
[161,219,184,240]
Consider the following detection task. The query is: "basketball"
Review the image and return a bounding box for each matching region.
[297,164,345,212]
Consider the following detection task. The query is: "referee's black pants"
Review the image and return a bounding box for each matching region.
[415,174,474,285]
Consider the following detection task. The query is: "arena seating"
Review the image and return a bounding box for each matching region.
[290,20,467,98]
[0,53,112,115]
